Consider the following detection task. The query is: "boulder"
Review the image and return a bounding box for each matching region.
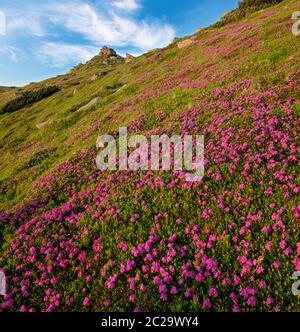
[125,53,135,63]
[91,72,107,81]
[77,97,101,112]
[36,120,52,129]
[98,46,124,65]
[177,38,195,49]
[100,46,117,58]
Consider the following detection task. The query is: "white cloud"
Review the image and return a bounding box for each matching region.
[6,13,45,37]
[36,42,98,67]
[47,2,175,51]
[112,0,141,11]
[0,46,19,62]
[2,0,175,68]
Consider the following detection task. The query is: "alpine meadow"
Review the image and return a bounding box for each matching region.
[0,0,299,313]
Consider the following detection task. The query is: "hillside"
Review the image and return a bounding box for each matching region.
[0,0,299,312]
[0,87,16,93]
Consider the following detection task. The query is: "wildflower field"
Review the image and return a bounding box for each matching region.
[0,0,299,312]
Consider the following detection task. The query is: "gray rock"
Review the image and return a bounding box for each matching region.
[125,53,135,63]
[77,97,101,112]
[100,46,117,57]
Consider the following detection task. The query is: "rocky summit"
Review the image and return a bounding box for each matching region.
[125,53,135,63]
[99,46,124,63]
[100,46,117,57]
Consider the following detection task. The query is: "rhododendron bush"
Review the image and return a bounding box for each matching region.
[0,70,299,312]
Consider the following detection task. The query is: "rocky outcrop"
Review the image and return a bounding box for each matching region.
[77,97,101,112]
[99,46,123,65]
[36,120,53,129]
[177,37,195,49]
[90,72,108,81]
[125,53,135,64]
[70,47,124,71]
[100,46,117,57]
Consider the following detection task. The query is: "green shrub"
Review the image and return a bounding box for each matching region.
[213,0,283,28]
[0,85,60,114]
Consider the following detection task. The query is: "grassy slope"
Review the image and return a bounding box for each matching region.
[0,87,16,93]
[0,0,299,312]
[0,0,299,210]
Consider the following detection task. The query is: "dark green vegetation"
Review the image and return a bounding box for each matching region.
[0,87,16,94]
[0,86,60,114]
[213,0,284,27]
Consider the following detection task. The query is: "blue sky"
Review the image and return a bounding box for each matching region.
[0,0,238,87]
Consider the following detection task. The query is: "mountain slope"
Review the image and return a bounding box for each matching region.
[0,86,16,94]
[0,0,299,312]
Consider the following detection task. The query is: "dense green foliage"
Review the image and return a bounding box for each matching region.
[213,0,284,28]
[0,85,60,114]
